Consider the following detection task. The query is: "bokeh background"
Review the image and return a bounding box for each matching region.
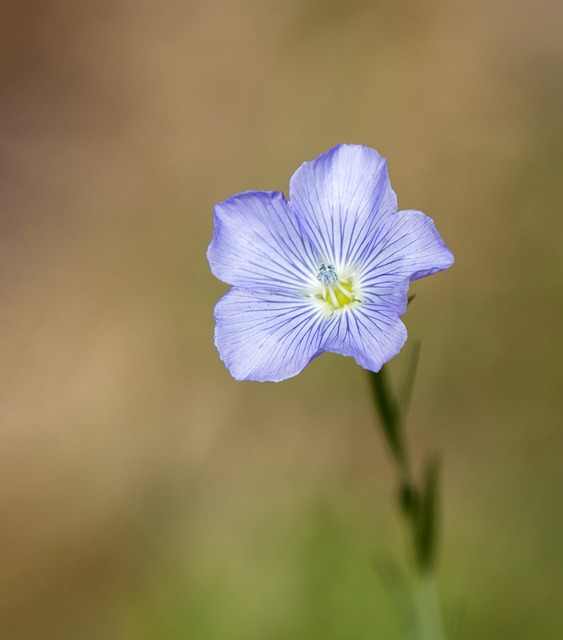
[1,1,562,638]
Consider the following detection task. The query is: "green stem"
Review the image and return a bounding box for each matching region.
[368,364,446,637]
[409,573,445,640]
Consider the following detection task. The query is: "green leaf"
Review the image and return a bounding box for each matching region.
[398,482,420,520]
[416,455,441,572]
[367,367,403,464]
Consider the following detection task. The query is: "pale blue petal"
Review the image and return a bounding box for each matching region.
[207,191,317,292]
[214,288,326,382]
[289,144,397,269]
[322,305,408,373]
[357,277,410,316]
[358,210,454,288]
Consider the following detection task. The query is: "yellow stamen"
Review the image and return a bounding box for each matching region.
[315,263,360,313]
[320,280,357,311]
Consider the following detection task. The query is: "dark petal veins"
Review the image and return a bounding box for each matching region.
[207,191,318,292]
[289,144,397,268]
[358,209,454,285]
[322,304,408,373]
[214,288,327,382]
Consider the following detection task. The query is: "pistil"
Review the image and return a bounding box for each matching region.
[315,263,360,313]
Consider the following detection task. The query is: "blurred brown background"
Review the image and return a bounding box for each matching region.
[1,1,562,638]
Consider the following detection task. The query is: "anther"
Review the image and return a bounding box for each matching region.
[316,263,338,287]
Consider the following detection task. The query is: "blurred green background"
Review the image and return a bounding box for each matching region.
[1,1,562,638]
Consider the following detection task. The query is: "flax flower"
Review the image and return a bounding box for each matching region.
[208,144,453,382]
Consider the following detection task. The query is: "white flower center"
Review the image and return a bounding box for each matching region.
[314,263,361,314]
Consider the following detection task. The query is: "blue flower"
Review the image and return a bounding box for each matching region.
[208,144,454,382]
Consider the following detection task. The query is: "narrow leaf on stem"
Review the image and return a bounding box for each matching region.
[368,367,403,465]
[416,455,441,572]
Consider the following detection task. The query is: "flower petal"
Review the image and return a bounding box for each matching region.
[289,144,397,269]
[214,288,326,382]
[207,191,317,292]
[359,210,454,287]
[322,305,408,373]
